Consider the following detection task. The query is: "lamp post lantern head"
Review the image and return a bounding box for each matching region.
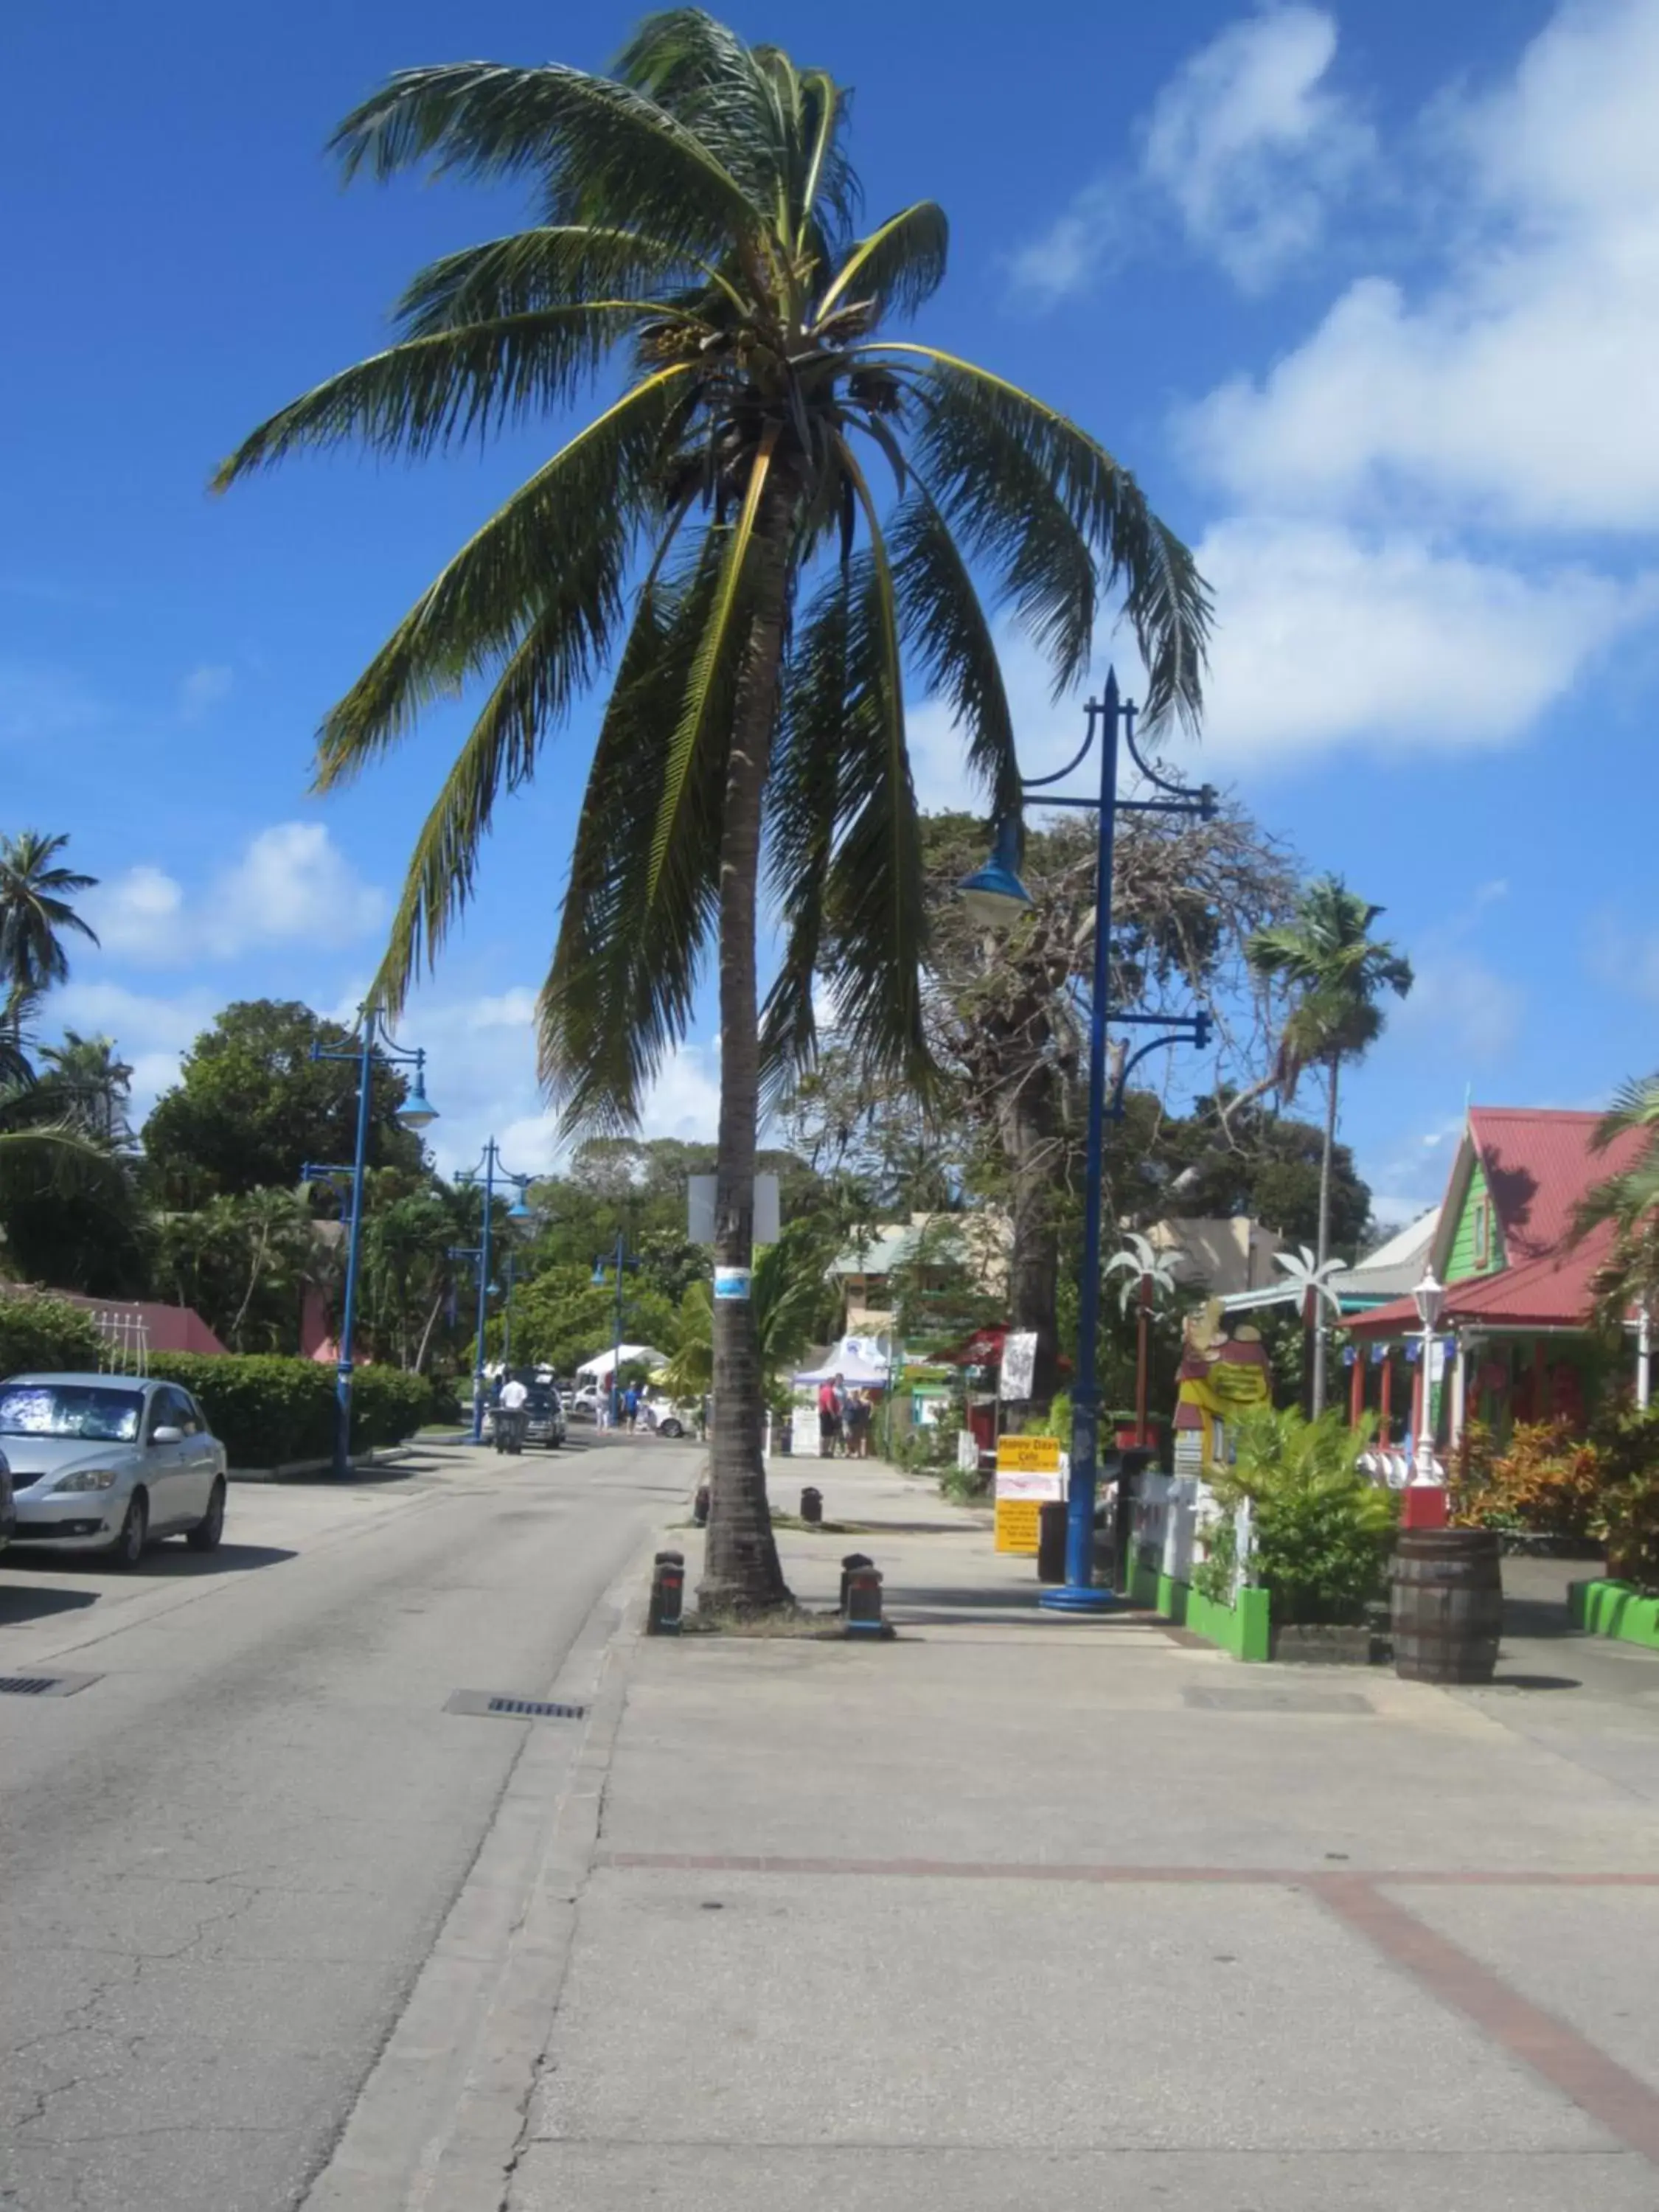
[508,1192,535,1223]
[398,1060,438,1130]
[957,815,1032,932]
[1413,1268,1445,1332]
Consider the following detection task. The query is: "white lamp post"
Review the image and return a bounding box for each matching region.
[1411,1269,1444,1481]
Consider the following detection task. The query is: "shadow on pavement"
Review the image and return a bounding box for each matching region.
[0,1582,100,1623]
[1503,1594,1590,1641]
[1,1540,300,1581]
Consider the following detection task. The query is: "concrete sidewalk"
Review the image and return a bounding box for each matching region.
[499,1458,1659,2211]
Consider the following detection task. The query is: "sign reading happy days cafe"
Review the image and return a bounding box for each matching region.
[993,1433,1064,1554]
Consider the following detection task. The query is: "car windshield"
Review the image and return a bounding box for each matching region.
[0,1383,145,1444]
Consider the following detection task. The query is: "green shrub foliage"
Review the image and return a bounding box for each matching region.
[147,1354,432,1467]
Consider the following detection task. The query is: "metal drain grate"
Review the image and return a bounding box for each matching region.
[0,1672,99,1698]
[445,1688,588,1721]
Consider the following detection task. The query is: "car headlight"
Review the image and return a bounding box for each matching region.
[54,1468,121,1493]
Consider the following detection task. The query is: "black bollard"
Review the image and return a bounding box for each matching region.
[843,1560,885,1636]
[648,1549,685,1635]
[693,1484,711,1527]
[839,1551,874,1615]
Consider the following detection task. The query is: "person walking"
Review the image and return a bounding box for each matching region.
[816,1375,840,1460]
[496,1371,529,1454]
[623,1381,641,1433]
[846,1387,873,1461]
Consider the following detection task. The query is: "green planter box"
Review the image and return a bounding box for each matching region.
[1127,1558,1271,1663]
[1568,1578,1659,1651]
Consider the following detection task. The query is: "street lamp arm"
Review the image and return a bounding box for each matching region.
[1019,712,1099,792]
[1107,1015,1212,1120]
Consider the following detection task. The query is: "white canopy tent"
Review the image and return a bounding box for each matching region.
[793,1335,893,1388]
[574,1344,669,1378]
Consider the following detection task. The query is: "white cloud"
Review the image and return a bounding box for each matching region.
[178,662,233,719]
[1183,0,1659,529]
[49,980,216,1117]
[903,517,1654,784]
[89,823,385,965]
[87,863,186,963]
[1189,518,1659,767]
[1010,4,1369,302]
[1144,4,1372,290]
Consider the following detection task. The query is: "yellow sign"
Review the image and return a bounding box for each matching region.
[995,1498,1043,1554]
[996,1436,1062,1475]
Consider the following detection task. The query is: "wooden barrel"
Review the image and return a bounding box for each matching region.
[1391,1528,1503,1683]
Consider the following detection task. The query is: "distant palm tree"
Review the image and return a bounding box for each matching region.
[0,832,99,996]
[39,1032,133,1144]
[1248,880,1411,1413]
[214,12,1210,1608]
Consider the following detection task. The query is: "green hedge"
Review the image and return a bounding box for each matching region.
[0,1290,104,1378]
[147,1354,433,1469]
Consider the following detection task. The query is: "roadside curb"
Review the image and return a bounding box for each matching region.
[299,1531,651,2212]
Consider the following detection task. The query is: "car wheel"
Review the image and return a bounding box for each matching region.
[659,1419,684,1439]
[105,1489,149,1570]
[186,1477,226,1554]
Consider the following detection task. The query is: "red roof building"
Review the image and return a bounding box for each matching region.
[1348,1107,1645,1447]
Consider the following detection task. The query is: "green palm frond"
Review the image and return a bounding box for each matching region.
[818,470,929,1088]
[313,366,695,785]
[540,544,731,1131]
[649,427,779,907]
[392,225,705,335]
[872,344,1211,726]
[759,565,851,1087]
[1593,1073,1659,1153]
[819,201,949,321]
[0,832,100,997]
[212,305,661,481]
[888,484,1020,823]
[330,58,758,256]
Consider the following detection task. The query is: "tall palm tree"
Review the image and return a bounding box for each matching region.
[0,832,99,996]
[214,11,1211,1608]
[1247,879,1411,1414]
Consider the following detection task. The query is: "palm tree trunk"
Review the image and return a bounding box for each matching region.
[1312,1051,1339,1416]
[699,487,794,1615]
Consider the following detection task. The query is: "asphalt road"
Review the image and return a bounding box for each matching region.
[0,1430,687,2212]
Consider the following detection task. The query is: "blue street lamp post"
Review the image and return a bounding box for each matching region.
[959,668,1214,1611]
[455,1140,537,1441]
[305,1006,438,1479]
[591,1233,636,1425]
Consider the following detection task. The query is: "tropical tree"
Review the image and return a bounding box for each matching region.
[39,1032,134,1145]
[1247,880,1411,1413]
[1573,1075,1659,1343]
[660,1219,839,1402]
[0,832,99,995]
[213,12,1210,1608]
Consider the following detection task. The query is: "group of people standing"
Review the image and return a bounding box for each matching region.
[815,1372,874,1458]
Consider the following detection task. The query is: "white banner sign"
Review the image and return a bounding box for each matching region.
[1000,1331,1038,1401]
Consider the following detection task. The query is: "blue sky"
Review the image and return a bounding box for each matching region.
[6,0,1656,1222]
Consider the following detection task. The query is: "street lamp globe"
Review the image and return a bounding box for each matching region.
[957,815,1033,932]
[398,1060,439,1130]
[1413,1268,1445,1332]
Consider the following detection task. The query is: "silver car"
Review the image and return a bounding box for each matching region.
[2,1373,228,1568]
